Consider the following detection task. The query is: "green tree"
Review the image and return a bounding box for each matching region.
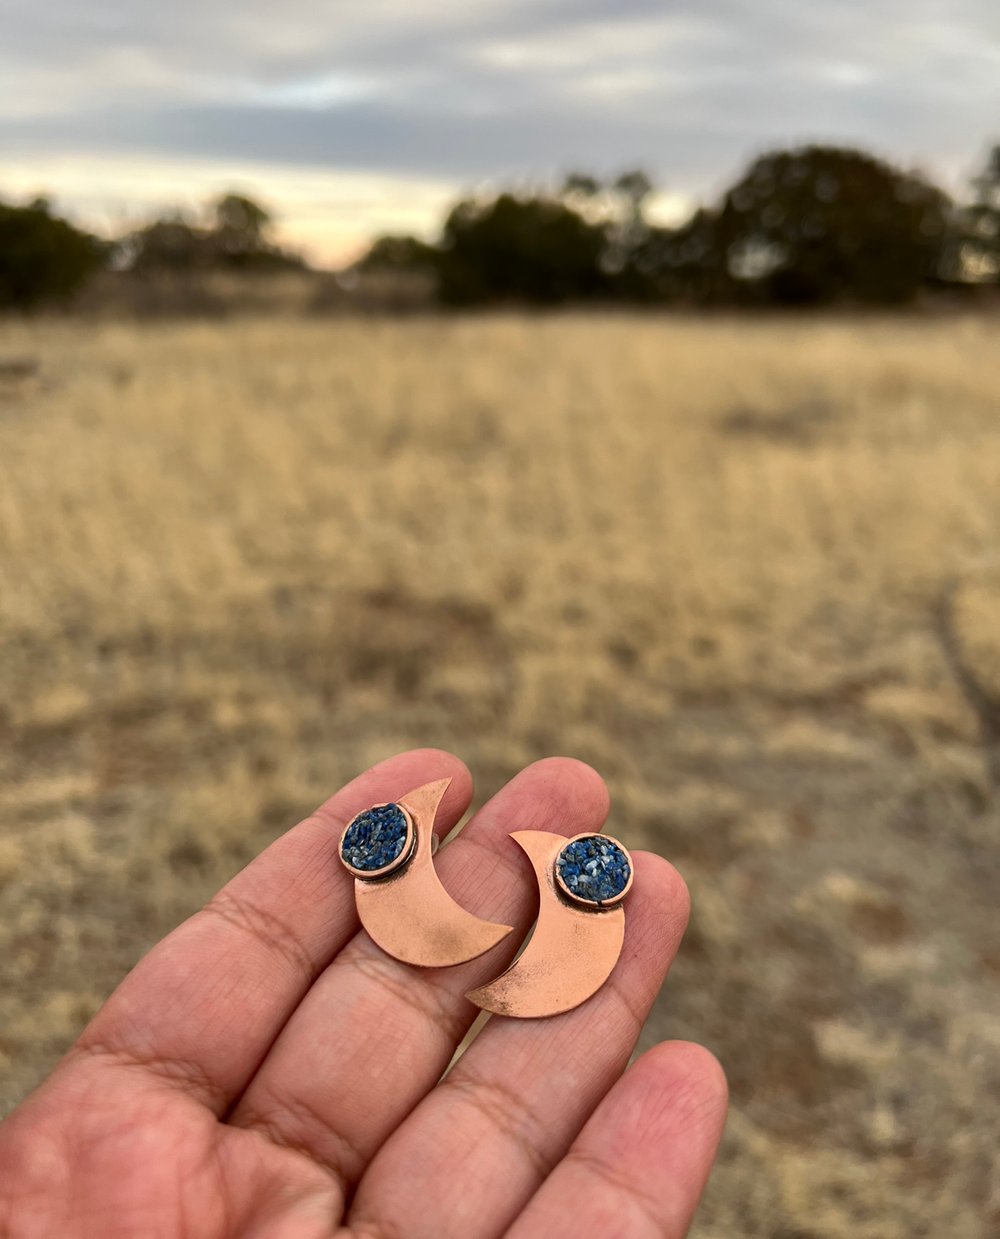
[559,170,653,224]
[436,193,610,305]
[126,215,209,273]
[971,145,1000,211]
[710,146,950,304]
[211,193,272,264]
[627,208,719,304]
[124,193,303,274]
[561,172,602,201]
[0,197,104,309]
[357,233,437,273]
[557,170,658,297]
[957,144,1000,283]
[613,170,654,226]
[604,170,656,295]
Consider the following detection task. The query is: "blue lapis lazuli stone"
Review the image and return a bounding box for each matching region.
[556,835,631,905]
[341,803,410,872]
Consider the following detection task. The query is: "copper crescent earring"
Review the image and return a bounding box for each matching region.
[466,831,633,1018]
[338,778,514,967]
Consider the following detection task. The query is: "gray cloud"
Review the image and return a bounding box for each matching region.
[2,0,998,199]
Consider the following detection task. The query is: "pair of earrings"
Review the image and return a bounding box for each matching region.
[337,778,633,1018]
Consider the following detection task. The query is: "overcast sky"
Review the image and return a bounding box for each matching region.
[2,0,998,263]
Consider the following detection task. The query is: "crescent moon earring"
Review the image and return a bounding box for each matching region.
[466,831,633,1018]
[338,778,514,967]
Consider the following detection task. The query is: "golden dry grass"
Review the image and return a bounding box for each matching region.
[1,313,999,1237]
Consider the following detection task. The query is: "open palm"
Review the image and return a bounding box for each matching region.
[0,750,726,1238]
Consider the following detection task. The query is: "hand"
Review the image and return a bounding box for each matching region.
[0,751,726,1238]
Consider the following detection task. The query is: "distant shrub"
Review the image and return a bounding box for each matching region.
[123,193,305,275]
[436,194,611,305]
[710,146,951,305]
[0,197,105,309]
[357,234,438,275]
[947,144,1000,284]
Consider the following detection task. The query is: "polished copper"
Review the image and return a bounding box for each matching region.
[465,830,626,1019]
[353,778,514,968]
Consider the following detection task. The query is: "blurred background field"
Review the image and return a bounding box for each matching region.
[1,311,999,1237]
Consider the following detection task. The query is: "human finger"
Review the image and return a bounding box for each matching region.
[68,748,472,1112]
[230,758,610,1200]
[348,853,688,1239]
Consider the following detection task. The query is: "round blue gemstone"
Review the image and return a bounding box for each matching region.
[556,835,631,905]
[341,803,411,873]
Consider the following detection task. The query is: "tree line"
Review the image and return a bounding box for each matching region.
[2,143,999,310]
[362,145,1000,307]
[0,193,303,310]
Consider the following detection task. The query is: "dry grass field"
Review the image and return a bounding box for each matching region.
[1,312,999,1237]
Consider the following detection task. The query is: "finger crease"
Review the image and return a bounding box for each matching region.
[204,889,318,986]
[239,1089,360,1190]
[441,1067,553,1180]
[606,972,648,1037]
[73,1038,229,1112]
[341,951,469,1046]
[449,832,528,887]
[560,1146,666,1233]
[349,1216,406,1239]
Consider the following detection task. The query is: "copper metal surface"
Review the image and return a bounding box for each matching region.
[465,830,626,1018]
[353,778,514,968]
